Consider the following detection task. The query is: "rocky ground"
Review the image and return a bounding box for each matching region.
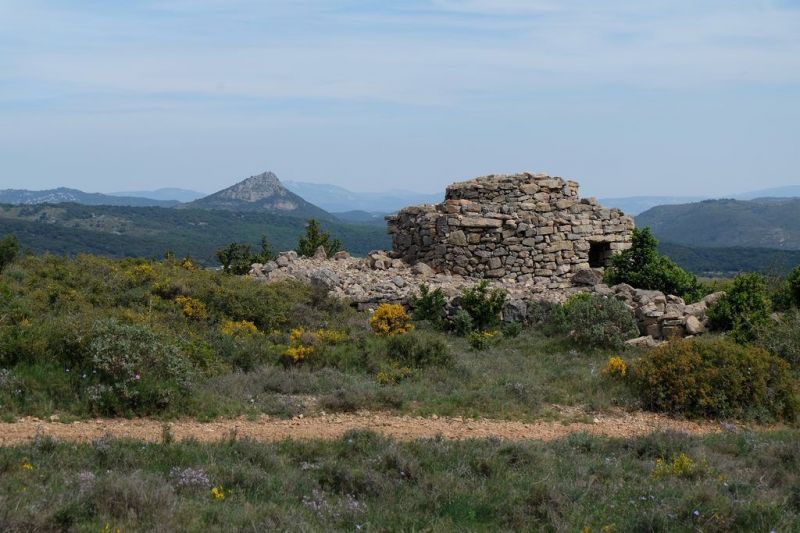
[250,248,724,345]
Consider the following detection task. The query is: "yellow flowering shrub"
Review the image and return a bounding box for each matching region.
[375,365,413,385]
[284,327,347,363]
[20,461,33,471]
[369,304,414,336]
[175,295,208,320]
[125,263,157,284]
[179,258,198,271]
[468,330,497,350]
[651,453,698,480]
[603,356,627,378]
[220,319,258,337]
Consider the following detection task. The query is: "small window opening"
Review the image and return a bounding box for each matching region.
[588,242,612,268]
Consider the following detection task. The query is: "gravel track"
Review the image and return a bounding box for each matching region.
[0,410,733,445]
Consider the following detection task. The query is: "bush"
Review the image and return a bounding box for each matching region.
[450,309,474,336]
[708,272,771,343]
[753,309,800,368]
[604,227,702,302]
[216,236,275,275]
[563,294,638,350]
[631,338,798,421]
[385,331,452,368]
[501,321,523,338]
[459,281,507,331]
[87,319,194,414]
[409,284,447,329]
[0,234,20,273]
[369,304,414,337]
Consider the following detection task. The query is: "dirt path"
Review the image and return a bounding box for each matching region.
[0,410,737,445]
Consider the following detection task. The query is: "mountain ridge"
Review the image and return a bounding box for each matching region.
[637,198,800,250]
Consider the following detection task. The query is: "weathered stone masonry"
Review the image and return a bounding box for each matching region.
[386,172,635,288]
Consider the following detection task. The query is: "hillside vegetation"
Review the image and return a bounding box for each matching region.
[1,246,799,530]
[637,198,800,250]
[0,204,389,262]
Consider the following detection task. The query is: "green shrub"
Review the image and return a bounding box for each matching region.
[459,281,507,331]
[501,321,523,338]
[450,309,474,336]
[753,309,800,368]
[604,227,702,302]
[708,272,771,343]
[385,331,452,368]
[0,234,20,273]
[216,235,275,275]
[563,294,638,350]
[631,338,798,421]
[409,284,447,329]
[86,319,194,414]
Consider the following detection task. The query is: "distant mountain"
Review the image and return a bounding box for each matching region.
[283,180,442,213]
[600,185,800,215]
[599,196,704,216]
[0,187,178,208]
[735,186,800,200]
[110,188,206,202]
[636,198,800,250]
[184,171,332,220]
[332,210,388,225]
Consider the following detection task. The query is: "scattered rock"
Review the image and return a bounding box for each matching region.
[625,335,658,348]
[313,245,328,260]
[572,268,603,286]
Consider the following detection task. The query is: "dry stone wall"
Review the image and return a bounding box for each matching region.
[387,172,634,288]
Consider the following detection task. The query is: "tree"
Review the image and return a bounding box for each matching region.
[253,235,275,263]
[604,227,701,301]
[216,242,255,275]
[0,234,20,272]
[297,219,341,258]
[216,235,275,275]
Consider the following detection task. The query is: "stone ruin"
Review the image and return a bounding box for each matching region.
[386,172,634,287]
[250,171,722,345]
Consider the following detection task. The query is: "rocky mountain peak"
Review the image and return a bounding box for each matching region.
[183,170,333,219]
[214,171,285,202]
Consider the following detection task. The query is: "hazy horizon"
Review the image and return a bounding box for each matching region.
[2,1,798,198]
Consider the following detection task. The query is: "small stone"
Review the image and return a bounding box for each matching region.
[313,245,327,260]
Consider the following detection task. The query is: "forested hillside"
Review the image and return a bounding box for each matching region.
[0,203,389,262]
[637,198,800,250]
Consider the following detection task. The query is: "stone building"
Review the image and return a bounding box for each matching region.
[386,172,635,288]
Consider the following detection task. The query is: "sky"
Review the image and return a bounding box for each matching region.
[1,0,798,198]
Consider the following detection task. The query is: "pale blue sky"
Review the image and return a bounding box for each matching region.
[1,0,798,197]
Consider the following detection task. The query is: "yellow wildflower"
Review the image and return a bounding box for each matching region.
[211,486,226,501]
[20,462,33,471]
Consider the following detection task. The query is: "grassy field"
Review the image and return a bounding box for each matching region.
[1,429,798,531]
